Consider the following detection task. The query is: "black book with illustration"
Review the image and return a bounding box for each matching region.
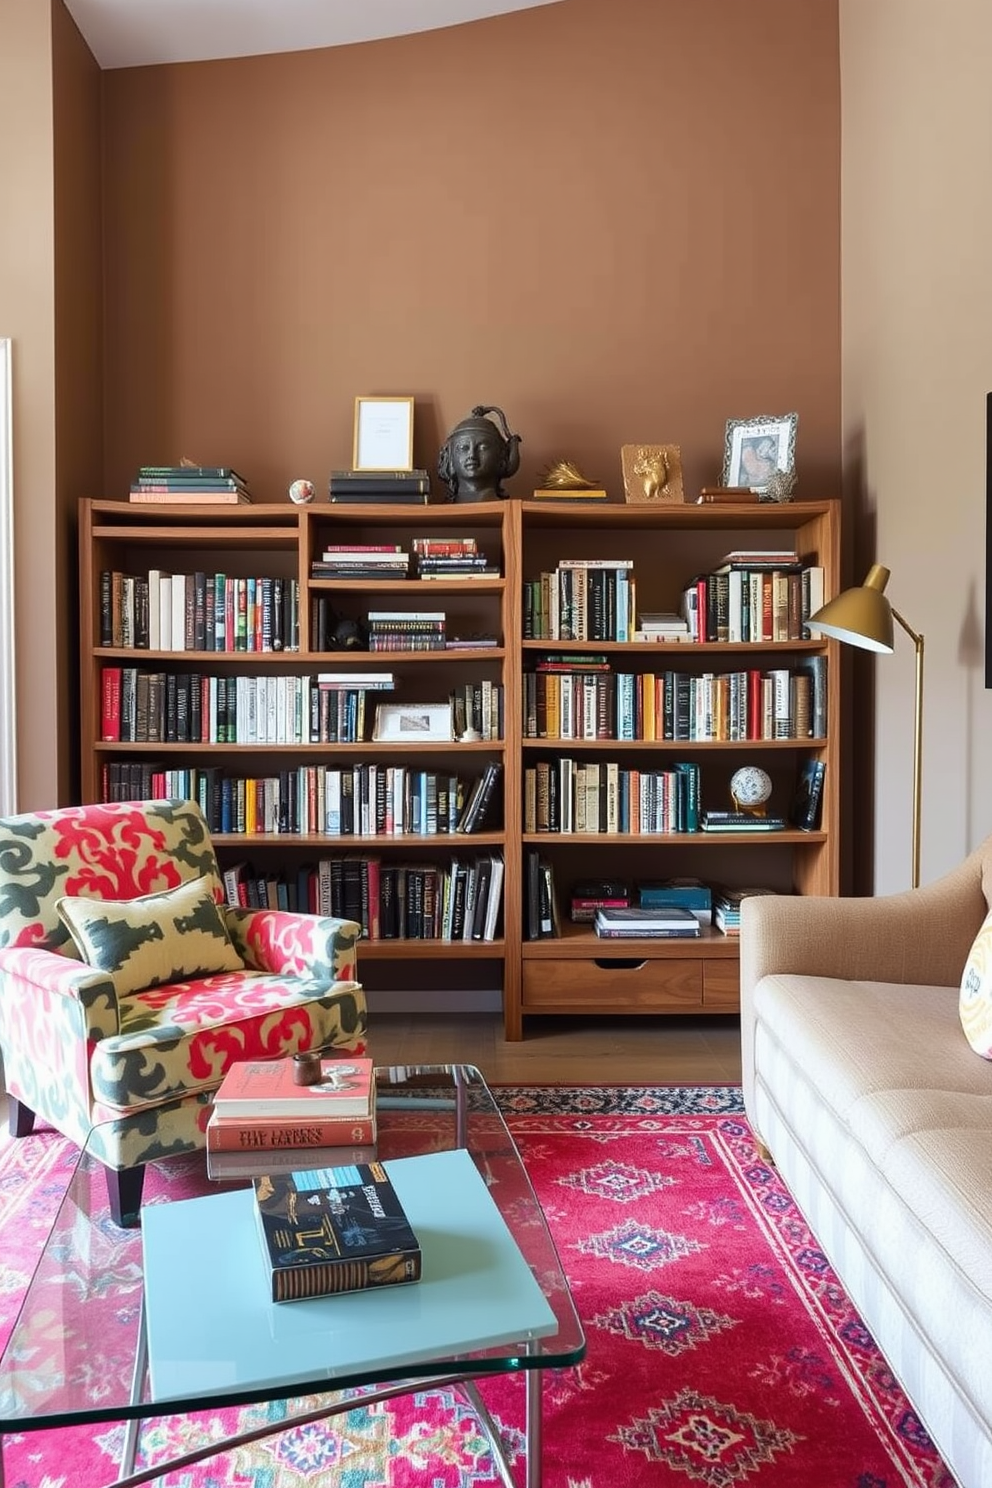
[791,758,826,831]
[253,1161,422,1303]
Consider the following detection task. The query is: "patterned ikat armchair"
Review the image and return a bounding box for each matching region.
[0,799,365,1224]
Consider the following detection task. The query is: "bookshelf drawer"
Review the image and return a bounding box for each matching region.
[703,959,740,1010]
[522,957,702,1011]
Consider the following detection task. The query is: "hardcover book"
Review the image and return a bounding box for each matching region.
[790,757,826,831]
[206,1108,377,1151]
[212,1057,374,1120]
[253,1161,422,1302]
[593,904,700,937]
[207,1141,378,1180]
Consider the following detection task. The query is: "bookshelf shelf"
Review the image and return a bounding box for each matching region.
[79,495,840,1041]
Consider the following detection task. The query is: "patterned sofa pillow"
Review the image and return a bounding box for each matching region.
[959,905,992,1057]
[56,873,244,999]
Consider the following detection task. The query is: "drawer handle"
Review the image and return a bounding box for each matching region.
[593,958,649,971]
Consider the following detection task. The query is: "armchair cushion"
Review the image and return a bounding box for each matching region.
[56,873,243,1015]
[959,906,992,1057]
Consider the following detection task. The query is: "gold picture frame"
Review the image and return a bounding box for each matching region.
[620,444,685,504]
[353,396,415,472]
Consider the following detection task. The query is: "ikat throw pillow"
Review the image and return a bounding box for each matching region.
[56,873,243,1000]
[958,906,992,1058]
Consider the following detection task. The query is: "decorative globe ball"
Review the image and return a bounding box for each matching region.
[288,478,315,505]
[730,765,773,809]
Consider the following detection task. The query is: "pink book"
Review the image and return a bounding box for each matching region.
[212,1056,374,1119]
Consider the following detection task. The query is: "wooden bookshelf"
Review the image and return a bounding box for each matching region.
[78,496,840,1041]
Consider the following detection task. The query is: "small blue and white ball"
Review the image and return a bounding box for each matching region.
[288,478,315,505]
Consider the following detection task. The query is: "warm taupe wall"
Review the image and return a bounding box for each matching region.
[101,0,841,506]
[840,0,992,891]
[0,2,58,810]
[53,0,104,803]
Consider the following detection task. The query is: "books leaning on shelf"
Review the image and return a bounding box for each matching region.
[524,850,558,940]
[593,904,701,939]
[211,1056,374,1120]
[454,760,503,833]
[253,1162,422,1302]
[790,757,826,830]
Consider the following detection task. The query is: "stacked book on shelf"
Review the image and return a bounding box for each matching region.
[412,535,500,579]
[129,465,251,504]
[206,1056,377,1180]
[701,810,788,833]
[632,611,692,644]
[569,878,630,923]
[99,571,300,652]
[368,610,446,651]
[637,878,713,924]
[328,469,431,504]
[712,885,781,936]
[252,1159,422,1302]
[311,545,411,580]
[593,904,701,939]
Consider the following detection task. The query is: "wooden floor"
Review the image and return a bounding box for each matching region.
[366,1012,743,1086]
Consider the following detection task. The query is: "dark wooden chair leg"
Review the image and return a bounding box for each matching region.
[7,1094,36,1138]
[106,1165,146,1228]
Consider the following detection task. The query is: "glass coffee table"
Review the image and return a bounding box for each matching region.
[0,1064,584,1488]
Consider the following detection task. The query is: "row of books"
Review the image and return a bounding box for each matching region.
[531,870,784,940]
[525,759,701,835]
[99,761,502,837]
[223,852,505,943]
[310,597,500,655]
[100,669,397,746]
[522,657,827,742]
[99,570,300,652]
[523,560,636,642]
[312,536,499,580]
[681,562,824,644]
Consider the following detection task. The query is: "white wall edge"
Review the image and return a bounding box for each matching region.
[0,339,14,816]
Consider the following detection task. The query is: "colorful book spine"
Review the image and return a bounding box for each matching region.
[206,1111,376,1151]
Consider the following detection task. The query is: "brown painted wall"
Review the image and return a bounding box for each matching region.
[53,0,104,801]
[101,0,841,504]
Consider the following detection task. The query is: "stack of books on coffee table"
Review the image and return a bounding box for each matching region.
[206,1056,376,1179]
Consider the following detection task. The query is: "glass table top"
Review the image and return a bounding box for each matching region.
[0,1063,585,1433]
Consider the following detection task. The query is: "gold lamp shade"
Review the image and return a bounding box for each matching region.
[808,563,895,653]
[809,562,924,889]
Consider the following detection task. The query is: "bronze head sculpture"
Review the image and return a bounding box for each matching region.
[438,405,522,503]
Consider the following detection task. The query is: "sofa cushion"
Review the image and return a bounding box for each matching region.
[959,908,992,1058]
[57,873,243,1012]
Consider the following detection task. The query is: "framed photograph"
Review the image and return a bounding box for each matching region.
[621,443,685,504]
[723,413,798,495]
[353,396,415,472]
[372,701,453,743]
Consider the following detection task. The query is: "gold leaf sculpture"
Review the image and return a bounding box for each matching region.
[620,443,685,504]
[537,459,602,490]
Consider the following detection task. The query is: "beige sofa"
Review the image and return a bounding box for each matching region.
[740,840,992,1488]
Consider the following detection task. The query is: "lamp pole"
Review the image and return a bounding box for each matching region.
[891,608,924,889]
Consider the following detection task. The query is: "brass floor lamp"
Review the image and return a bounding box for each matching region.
[808,563,925,889]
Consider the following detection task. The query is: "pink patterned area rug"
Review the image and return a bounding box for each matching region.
[0,1086,954,1487]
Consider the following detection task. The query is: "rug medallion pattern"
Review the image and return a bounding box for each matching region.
[0,1085,954,1487]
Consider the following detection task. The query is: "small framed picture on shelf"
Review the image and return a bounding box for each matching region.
[722,413,798,495]
[353,396,415,472]
[372,701,453,743]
